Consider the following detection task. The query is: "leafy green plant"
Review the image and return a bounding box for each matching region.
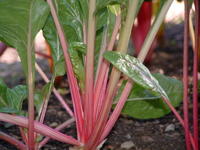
[0,0,198,150]
[0,79,27,114]
[113,73,183,119]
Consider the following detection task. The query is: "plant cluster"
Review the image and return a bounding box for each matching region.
[0,0,199,150]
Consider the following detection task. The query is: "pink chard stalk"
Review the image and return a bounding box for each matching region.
[193,0,199,149]
[46,0,147,149]
[183,0,199,149]
[183,0,191,149]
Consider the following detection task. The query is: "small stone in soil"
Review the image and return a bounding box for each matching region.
[134,122,141,127]
[165,124,175,132]
[141,136,154,142]
[165,132,180,138]
[125,134,131,139]
[50,122,58,127]
[120,141,135,149]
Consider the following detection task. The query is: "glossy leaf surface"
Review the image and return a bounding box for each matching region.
[104,51,168,99]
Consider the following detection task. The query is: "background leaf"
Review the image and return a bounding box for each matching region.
[0,79,27,114]
[0,0,49,77]
[115,74,183,119]
[7,85,27,111]
[0,84,8,108]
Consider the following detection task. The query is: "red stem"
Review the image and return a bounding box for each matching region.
[27,32,35,150]
[85,15,121,149]
[100,82,196,149]
[161,97,196,149]
[193,1,199,149]
[35,51,52,59]
[38,118,75,148]
[183,1,191,149]
[95,28,108,84]
[85,76,119,149]
[52,88,74,117]
[0,42,7,56]
[131,1,152,56]
[0,113,80,146]
[83,0,96,141]
[47,0,84,140]
[95,70,109,120]
[100,80,133,142]
[19,127,28,146]
[0,131,26,150]
[35,63,74,117]
[93,15,121,121]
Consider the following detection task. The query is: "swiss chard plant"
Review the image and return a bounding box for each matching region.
[0,0,199,150]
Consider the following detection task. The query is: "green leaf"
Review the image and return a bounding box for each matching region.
[0,107,18,114]
[43,0,86,86]
[108,4,121,16]
[44,0,86,43]
[0,0,49,77]
[96,0,123,12]
[0,80,27,114]
[114,80,160,104]
[115,74,183,119]
[95,5,116,72]
[44,16,65,76]
[34,92,43,114]
[78,0,88,21]
[0,78,6,86]
[7,85,27,111]
[0,84,8,108]
[71,42,86,55]
[68,43,85,91]
[104,51,168,99]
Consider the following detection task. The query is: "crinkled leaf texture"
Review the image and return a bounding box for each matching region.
[115,73,183,119]
[104,51,168,99]
[0,0,49,77]
[0,79,27,114]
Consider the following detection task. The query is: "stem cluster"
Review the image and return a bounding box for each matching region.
[0,0,199,150]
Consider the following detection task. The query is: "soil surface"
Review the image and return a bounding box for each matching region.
[0,23,199,150]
